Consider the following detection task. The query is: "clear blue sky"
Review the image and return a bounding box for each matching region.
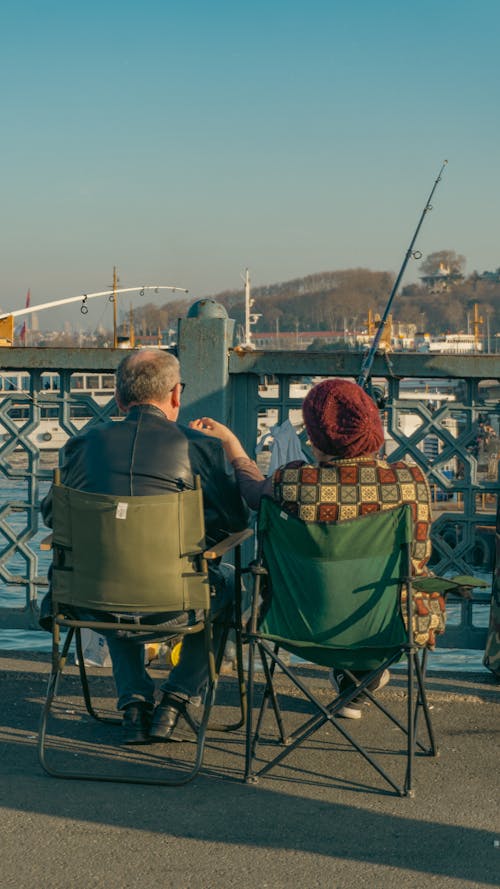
[1,0,499,328]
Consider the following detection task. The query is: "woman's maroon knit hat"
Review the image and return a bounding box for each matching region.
[302,378,384,458]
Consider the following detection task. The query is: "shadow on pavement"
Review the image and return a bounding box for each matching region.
[0,651,498,887]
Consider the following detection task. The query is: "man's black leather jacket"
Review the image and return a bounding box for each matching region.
[41,404,249,547]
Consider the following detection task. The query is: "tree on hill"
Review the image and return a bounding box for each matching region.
[419,250,466,277]
[128,260,500,342]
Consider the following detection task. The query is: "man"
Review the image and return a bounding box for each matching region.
[40,349,249,743]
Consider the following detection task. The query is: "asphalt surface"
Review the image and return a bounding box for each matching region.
[0,650,498,889]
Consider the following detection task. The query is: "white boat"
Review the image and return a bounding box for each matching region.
[426,334,483,354]
[0,371,119,450]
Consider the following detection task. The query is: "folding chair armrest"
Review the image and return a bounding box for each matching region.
[203,528,253,560]
[40,533,53,551]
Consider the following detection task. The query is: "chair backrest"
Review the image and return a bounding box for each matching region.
[51,483,210,613]
[257,497,413,671]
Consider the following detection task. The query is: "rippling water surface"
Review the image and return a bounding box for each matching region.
[0,473,52,651]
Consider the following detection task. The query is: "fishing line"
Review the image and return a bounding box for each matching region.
[358,160,448,392]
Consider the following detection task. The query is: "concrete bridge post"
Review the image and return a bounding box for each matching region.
[177,298,234,426]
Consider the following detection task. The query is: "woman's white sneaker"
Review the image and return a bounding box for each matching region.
[328,668,391,719]
[328,670,362,719]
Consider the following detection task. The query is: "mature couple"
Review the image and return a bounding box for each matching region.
[40,349,437,743]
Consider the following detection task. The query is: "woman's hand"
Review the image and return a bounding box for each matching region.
[189,417,249,461]
[189,417,232,441]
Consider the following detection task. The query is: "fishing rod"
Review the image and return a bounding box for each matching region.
[357,160,448,391]
[0,284,188,320]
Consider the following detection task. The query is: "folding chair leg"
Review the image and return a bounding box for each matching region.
[404,648,437,796]
[74,629,121,725]
[45,623,75,702]
[413,649,438,756]
[38,624,76,775]
[174,680,216,782]
[253,644,288,749]
[246,648,405,795]
[405,650,415,796]
[231,549,248,731]
[209,613,247,732]
[233,622,248,728]
[245,634,259,783]
[345,655,432,762]
[38,668,217,786]
[38,621,221,786]
[209,550,248,733]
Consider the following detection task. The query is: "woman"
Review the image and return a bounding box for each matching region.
[191,378,446,717]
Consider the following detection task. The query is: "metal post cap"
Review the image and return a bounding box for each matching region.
[187,299,228,320]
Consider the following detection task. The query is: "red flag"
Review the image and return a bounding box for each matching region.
[19,289,30,344]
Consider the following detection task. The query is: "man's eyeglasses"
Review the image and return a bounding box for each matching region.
[171,381,186,393]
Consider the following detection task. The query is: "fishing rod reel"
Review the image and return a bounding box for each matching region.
[370,385,387,410]
[363,379,387,410]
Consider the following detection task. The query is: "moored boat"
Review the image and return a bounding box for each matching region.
[0,370,119,450]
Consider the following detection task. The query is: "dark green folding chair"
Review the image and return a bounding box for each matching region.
[38,475,251,786]
[244,497,437,796]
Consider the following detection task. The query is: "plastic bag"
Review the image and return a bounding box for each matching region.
[74,629,112,667]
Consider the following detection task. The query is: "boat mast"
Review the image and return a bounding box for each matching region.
[112,266,119,348]
[129,305,135,348]
[244,268,251,347]
[240,268,260,349]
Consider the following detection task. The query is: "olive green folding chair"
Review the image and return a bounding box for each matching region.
[244,498,437,796]
[38,475,251,786]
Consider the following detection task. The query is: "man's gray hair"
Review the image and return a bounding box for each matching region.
[116,350,181,408]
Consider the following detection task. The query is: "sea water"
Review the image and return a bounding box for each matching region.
[0,475,53,651]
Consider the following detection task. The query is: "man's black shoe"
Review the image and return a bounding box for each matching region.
[149,695,185,742]
[122,702,153,745]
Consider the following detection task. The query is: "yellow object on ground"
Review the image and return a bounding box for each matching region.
[170,640,182,666]
[145,640,183,667]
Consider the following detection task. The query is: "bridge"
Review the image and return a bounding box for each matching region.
[0,299,498,651]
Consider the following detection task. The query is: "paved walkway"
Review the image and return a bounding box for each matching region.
[0,650,498,889]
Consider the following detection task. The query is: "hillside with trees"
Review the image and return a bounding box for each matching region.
[130,251,500,343]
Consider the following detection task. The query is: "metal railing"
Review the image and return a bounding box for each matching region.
[229,349,499,650]
[0,327,498,651]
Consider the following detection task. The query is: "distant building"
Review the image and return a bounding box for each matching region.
[420,262,464,292]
